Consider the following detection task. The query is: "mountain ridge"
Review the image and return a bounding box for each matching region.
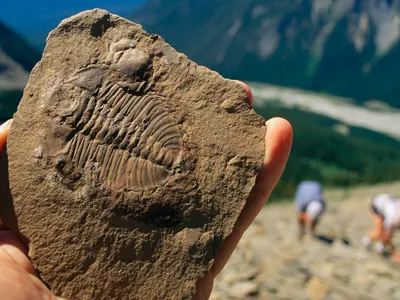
[0,21,41,72]
[132,0,400,107]
[0,21,41,91]
[0,20,41,121]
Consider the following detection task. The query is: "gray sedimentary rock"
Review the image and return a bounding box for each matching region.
[5,9,265,300]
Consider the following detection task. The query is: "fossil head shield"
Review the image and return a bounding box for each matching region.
[47,39,182,192]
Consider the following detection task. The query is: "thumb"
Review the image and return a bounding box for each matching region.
[0,229,64,299]
[0,228,35,275]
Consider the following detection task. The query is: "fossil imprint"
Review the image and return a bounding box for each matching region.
[49,40,182,191]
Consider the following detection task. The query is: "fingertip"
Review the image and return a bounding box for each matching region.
[0,119,13,133]
[0,119,13,153]
[252,117,293,198]
[264,117,293,161]
[234,80,253,106]
[265,117,293,135]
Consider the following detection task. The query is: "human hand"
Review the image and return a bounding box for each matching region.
[0,82,292,300]
[0,120,64,300]
[194,83,293,299]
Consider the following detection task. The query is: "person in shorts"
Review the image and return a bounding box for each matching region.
[363,193,400,263]
[295,181,326,239]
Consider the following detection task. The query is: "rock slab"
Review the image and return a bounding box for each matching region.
[5,9,265,300]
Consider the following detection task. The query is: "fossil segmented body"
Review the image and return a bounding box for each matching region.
[50,44,182,191]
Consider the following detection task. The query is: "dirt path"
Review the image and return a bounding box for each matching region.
[211,182,400,299]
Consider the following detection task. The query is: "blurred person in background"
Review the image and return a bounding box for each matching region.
[295,180,326,239]
[363,193,400,264]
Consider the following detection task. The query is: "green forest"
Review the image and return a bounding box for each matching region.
[255,104,400,201]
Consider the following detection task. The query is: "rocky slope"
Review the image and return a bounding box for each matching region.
[132,0,400,107]
[211,181,400,299]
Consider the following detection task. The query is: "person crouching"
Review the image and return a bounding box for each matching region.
[295,181,326,239]
[363,193,400,263]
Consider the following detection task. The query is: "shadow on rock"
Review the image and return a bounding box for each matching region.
[314,234,352,246]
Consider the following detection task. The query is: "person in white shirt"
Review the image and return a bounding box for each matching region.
[363,193,400,263]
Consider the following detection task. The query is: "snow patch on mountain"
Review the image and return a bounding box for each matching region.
[0,49,29,91]
[368,0,400,54]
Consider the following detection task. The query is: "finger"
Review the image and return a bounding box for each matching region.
[0,267,55,300]
[0,230,66,299]
[234,80,253,106]
[243,117,293,209]
[210,117,293,276]
[192,272,214,300]
[0,230,36,275]
[0,119,12,154]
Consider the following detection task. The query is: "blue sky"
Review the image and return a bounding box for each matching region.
[0,0,146,49]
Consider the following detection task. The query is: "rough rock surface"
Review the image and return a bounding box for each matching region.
[4,9,265,300]
[211,182,400,300]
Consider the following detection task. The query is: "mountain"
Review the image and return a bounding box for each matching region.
[132,0,400,107]
[0,21,40,72]
[0,21,41,122]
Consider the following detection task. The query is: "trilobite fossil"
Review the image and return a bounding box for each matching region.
[48,41,182,191]
[6,10,267,300]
